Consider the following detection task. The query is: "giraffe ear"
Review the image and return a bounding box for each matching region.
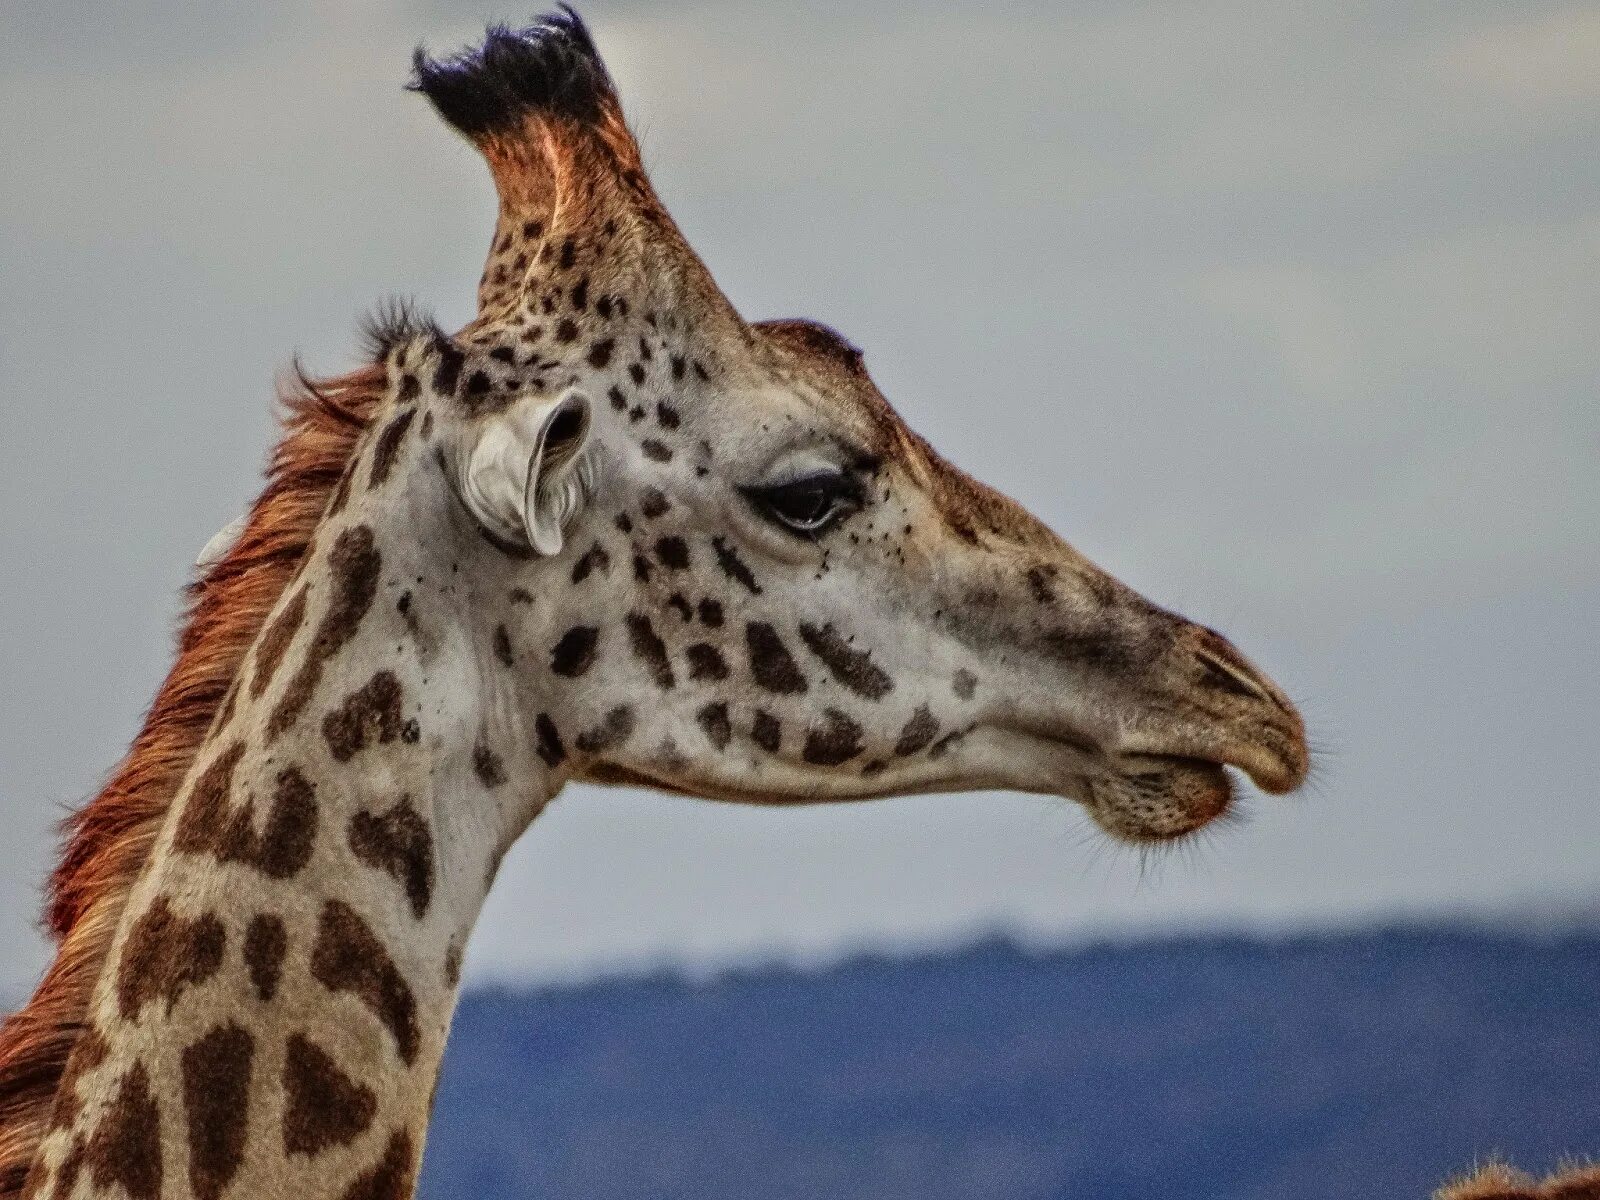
[458,388,595,556]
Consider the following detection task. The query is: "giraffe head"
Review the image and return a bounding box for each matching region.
[352,10,1307,845]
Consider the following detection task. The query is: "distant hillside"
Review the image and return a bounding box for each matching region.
[421,926,1600,1200]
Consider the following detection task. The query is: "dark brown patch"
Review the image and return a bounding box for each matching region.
[575,705,635,754]
[802,709,865,766]
[696,702,731,751]
[270,525,382,738]
[686,643,729,681]
[338,1130,416,1200]
[640,439,673,463]
[368,407,417,489]
[175,755,319,880]
[115,896,226,1021]
[48,1026,109,1131]
[349,798,435,920]
[639,488,670,519]
[1026,563,1059,605]
[698,598,725,627]
[310,901,420,1065]
[86,1062,162,1200]
[626,613,675,689]
[654,536,690,571]
[894,706,940,757]
[243,914,287,1002]
[745,623,807,695]
[550,626,599,677]
[251,587,308,698]
[752,710,782,754]
[586,338,614,368]
[798,623,893,700]
[571,542,611,583]
[181,1023,254,1200]
[667,593,694,622]
[431,339,464,397]
[656,402,681,430]
[493,624,515,668]
[534,713,567,768]
[443,944,463,989]
[282,1034,376,1157]
[711,537,762,595]
[473,741,507,789]
[555,318,579,343]
[321,671,406,763]
[952,669,977,700]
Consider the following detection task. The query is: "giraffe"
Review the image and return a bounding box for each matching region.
[0,10,1313,1199]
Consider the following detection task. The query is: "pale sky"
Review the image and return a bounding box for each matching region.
[1,0,1596,999]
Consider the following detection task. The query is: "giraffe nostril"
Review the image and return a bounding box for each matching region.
[1194,648,1275,706]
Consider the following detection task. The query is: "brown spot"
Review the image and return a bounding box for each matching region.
[952,669,977,700]
[746,623,807,695]
[349,798,435,920]
[49,1026,109,1131]
[493,624,515,667]
[654,536,690,571]
[626,613,675,690]
[535,713,566,768]
[894,706,940,756]
[322,671,406,763]
[473,741,507,789]
[550,626,599,677]
[656,402,681,430]
[443,943,463,988]
[575,705,635,754]
[368,407,417,489]
[282,1034,376,1157]
[116,896,226,1021]
[431,340,464,397]
[252,587,307,698]
[686,643,729,681]
[639,488,670,519]
[802,709,865,766]
[1026,563,1059,605]
[244,914,287,1002]
[86,1062,162,1200]
[338,1130,416,1200]
[310,901,420,1065]
[181,1024,253,1200]
[270,525,382,738]
[571,542,611,583]
[555,318,579,343]
[586,338,614,368]
[640,439,673,463]
[711,537,762,595]
[176,752,319,880]
[698,598,725,627]
[696,702,731,751]
[799,623,893,700]
[752,710,782,754]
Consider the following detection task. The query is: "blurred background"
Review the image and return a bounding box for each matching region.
[2,2,1596,1196]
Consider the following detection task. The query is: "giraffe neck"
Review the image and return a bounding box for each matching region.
[26,446,563,1200]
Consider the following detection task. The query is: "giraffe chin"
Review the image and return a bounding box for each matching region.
[1082,755,1235,844]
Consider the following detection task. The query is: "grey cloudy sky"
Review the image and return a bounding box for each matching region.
[1,0,1596,998]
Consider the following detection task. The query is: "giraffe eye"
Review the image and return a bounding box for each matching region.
[743,471,861,538]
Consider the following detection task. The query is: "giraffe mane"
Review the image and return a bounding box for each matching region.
[409,6,615,138]
[0,360,387,1198]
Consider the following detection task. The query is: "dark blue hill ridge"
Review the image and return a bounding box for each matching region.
[422,925,1600,1200]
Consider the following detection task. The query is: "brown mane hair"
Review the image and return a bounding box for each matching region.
[0,363,385,1197]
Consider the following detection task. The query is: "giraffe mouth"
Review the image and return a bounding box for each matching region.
[1083,753,1237,844]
